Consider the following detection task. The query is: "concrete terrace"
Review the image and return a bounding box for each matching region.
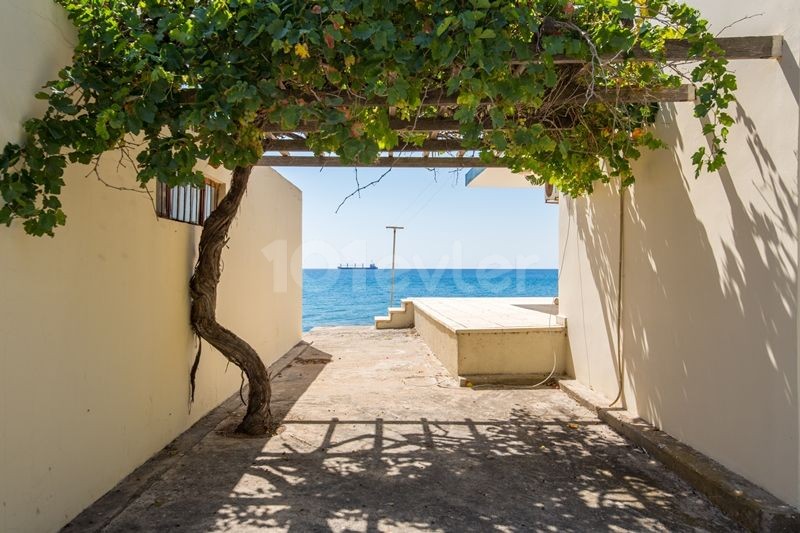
[412,297,562,332]
[67,327,739,532]
[378,298,569,383]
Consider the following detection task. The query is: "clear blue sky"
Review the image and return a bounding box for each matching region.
[275,166,559,269]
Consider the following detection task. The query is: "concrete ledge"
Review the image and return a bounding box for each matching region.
[559,379,800,533]
[413,298,564,334]
[457,329,567,376]
[459,373,563,387]
[412,305,568,380]
[61,341,310,532]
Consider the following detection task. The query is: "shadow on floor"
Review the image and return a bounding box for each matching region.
[60,343,330,533]
[99,339,738,532]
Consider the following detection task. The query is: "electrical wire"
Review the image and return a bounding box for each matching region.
[468,350,558,390]
[609,185,626,407]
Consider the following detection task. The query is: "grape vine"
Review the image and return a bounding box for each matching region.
[0,0,736,236]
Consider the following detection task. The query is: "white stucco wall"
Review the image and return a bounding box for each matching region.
[0,2,302,531]
[559,0,799,507]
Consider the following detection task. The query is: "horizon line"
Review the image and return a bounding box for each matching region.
[302,266,559,270]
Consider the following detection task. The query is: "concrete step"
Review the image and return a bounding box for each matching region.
[375,299,415,329]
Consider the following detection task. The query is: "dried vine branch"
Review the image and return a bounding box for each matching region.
[335,167,395,213]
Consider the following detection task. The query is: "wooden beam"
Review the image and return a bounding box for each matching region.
[595,84,695,102]
[261,85,695,133]
[547,35,782,64]
[263,118,471,133]
[265,116,565,134]
[263,84,694,110]
[179,36,780,104]
[659,35,782,61]
[263,139,472,152]
[257,156,496,168]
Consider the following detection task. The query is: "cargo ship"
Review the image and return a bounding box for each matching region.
[338,262,378,270]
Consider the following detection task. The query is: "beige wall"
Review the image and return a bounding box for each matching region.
[0,2,302,531]
[559,0,800,507]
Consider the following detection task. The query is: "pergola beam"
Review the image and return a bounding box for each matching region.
[278,84,695,108]
[668,35,782,60]
[263,138,471,153]
[180,36,780,106]
[257,156,496,168]
[548,35,782,64]
[261,86,695,133]
[261,85,695,133]
[263,118,469,133]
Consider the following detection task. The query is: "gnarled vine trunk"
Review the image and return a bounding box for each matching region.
[189,165,272,436]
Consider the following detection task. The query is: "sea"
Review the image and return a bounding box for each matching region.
[303,268,558,331]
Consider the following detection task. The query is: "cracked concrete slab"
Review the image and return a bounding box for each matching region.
[67,327,740,532]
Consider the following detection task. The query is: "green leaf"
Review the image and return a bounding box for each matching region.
[137,34,159,54]
[43,156,65,180]
[489,107,505,128]
[352,23,375,39]
[490,131,507,150]
[280,106,301,129]
[134,100,157,124]
[436,16,457,36]
[619,2,636,20]
[267,18,287,39]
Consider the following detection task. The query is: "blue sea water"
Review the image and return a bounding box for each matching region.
[303,268,558,331]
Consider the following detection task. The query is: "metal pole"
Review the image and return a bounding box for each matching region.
[386,226,404,307]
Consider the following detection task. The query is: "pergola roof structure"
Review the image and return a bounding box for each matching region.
[256,35,782,168]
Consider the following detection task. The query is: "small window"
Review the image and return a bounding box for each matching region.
[156,178,224,226]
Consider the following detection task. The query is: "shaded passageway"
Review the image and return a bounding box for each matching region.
[69,327,738,532]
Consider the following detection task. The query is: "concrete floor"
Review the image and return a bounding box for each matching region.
[90,327,739,532]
